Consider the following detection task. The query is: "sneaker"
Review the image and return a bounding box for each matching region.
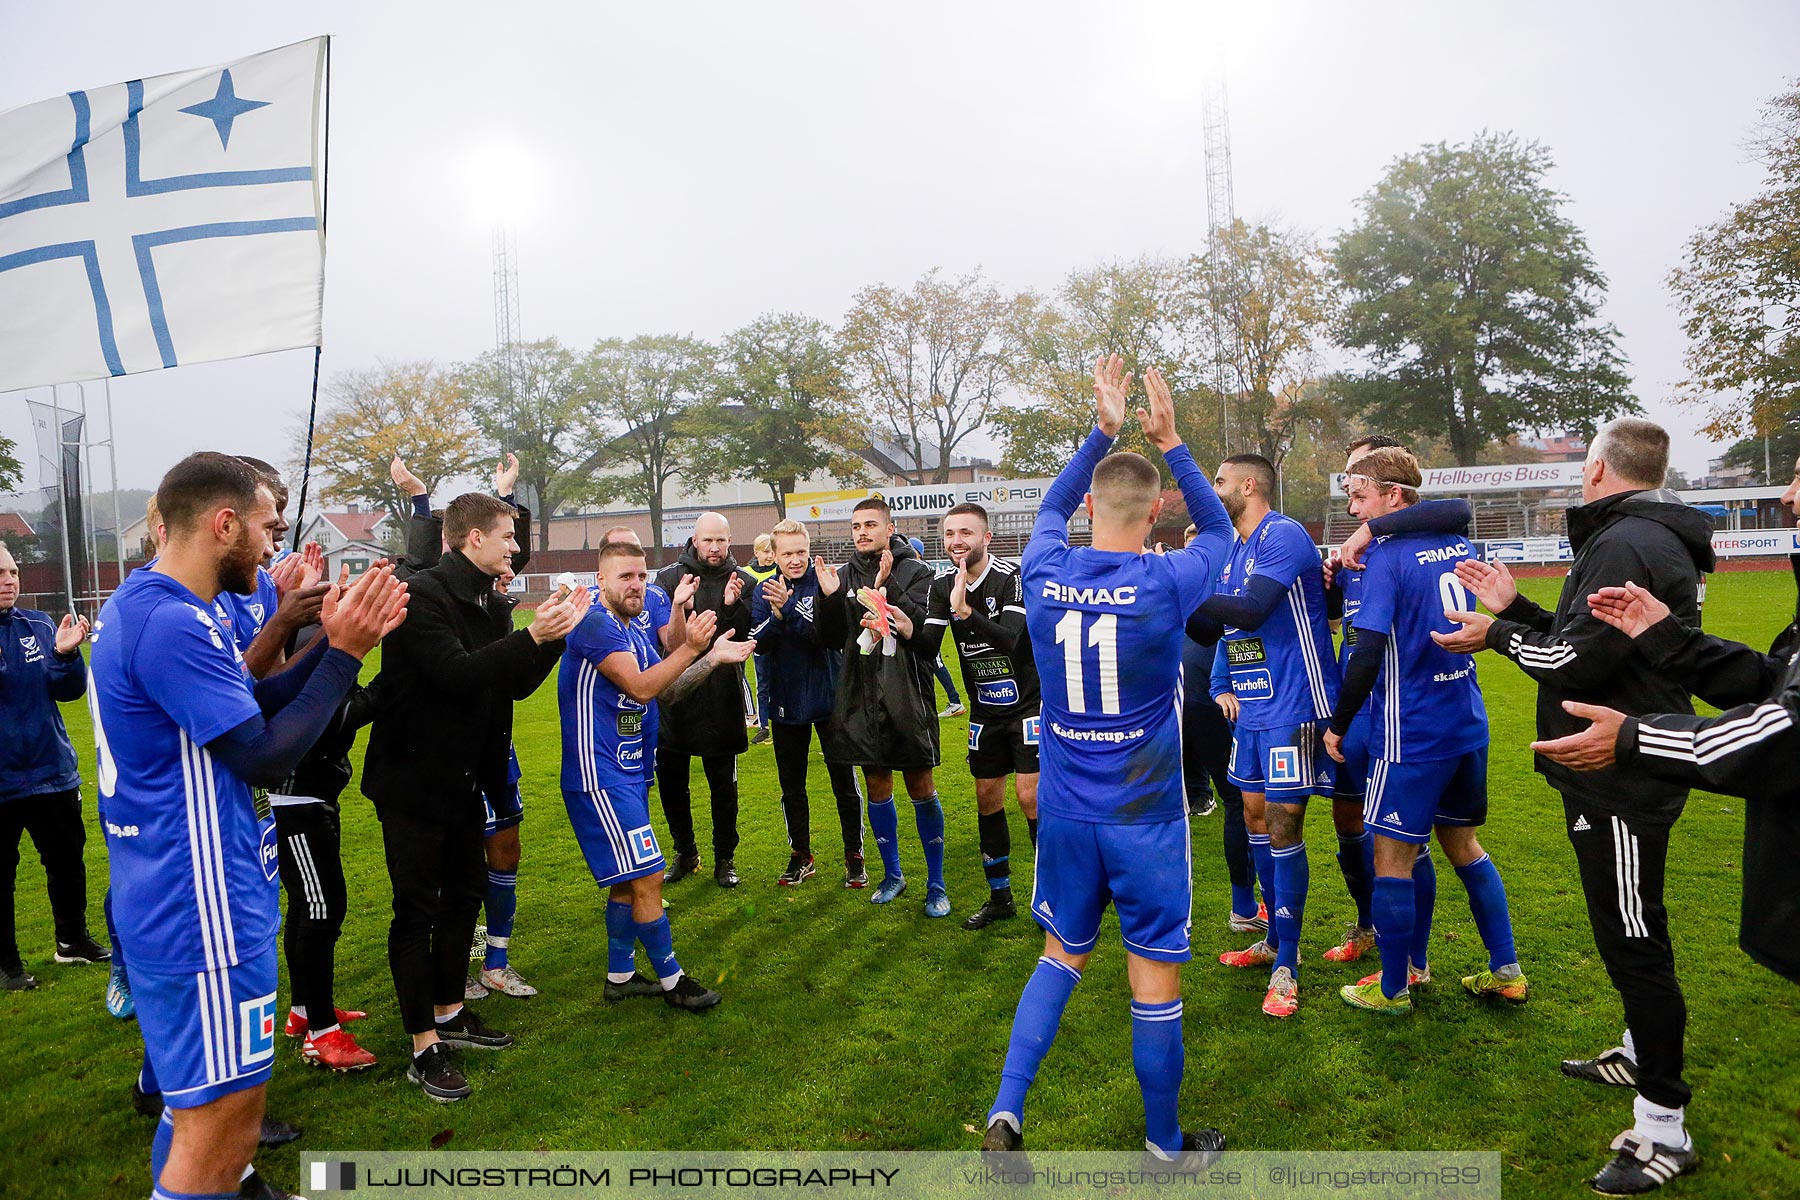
[604,972,664,1002]
[240,1167,306,1200]
[663,974,723,1011]
[872,874,907,904]
[129,1081,163,1118]
[469,924,487,960]
[776,854,816,886]
[714,858,740,888]
[844,854,869,889]
[1339,979,1412,1014]
[0,961,36,990]
[750,727,770,745]
[1262,966,1299,1018]
[284,1007,368,1038]
[663,853,702,884]
[435,1007,514,1050]
[1146,1128,1227,1170]
[1219,940,1277,968]
[480,965,538,998]
[54,933,112,964]
[924,886,951,918]
[1357,964,1432,989]
[407,1043,471,1103]
[301,1027,378,1072]
[1462,966,1530,1004]
[981,1115,1024,1153]
[1590,1130,1698,1195]
[106,962,134,1018]
[939,701,966,718]
[962,895,1017,930]
[464,975,489,1000]
[1322,923,1377,964]
[1228,903,1268,934]
[257,1117,301,1147]
[1562,1047,1639,1089]
[1189,795,1219,817]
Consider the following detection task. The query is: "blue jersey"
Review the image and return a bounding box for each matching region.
[584,582,671,635]
[89,569,275,974]
[559,605,662,793]
[1024,428,1234,825]
[1208,511,1338,730]
[1337,566,1374,718]
[216,567,279,656]
[1351,532,1488,762]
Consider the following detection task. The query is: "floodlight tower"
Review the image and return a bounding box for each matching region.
[1202,76,1237,452]
[492,223,525,405]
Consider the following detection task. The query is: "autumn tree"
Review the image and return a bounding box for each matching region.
[1668,82,1800,442]
[0,434,20,494]
[839,269,1017,483]
[689,314,867,516]
[1334,132,1636,465]
[578,334,714,548]
[458,337,595,549]
[294,363,485,524]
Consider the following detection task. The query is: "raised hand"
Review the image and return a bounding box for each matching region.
[1454,558,1517,613]
[1530,701,1626,771]
[724,571,744,607]
[269,553,306,599]
[706,629,756,666]
[389,454,426,498]
[1587,581,1668,639]
[684,608,719,652]
[302,541,326,584]
[1431,610,1492,654]
[1093,353,1130,437]
[527,585,589,645]
[54,613,90,655]
[1336,523,1373,571]
[815,557,840,597]
[875,548,894,591]
[672,573,700,610]
[1138,366,1179,451]
[762,574,792,615]
[949,556,971,620]
[494,451,520,498]
[320,564,408,659]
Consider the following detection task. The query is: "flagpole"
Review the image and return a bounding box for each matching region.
[78,381,100,605]
[50,386,76,616]
[292,35,331,543]
[105,376,123,583]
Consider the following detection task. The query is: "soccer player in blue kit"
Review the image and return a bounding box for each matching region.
[92,453,406,1200]
[982,356,1233,1159]
[1322,446,1528,1014]
[559,540,751,1012]
[1194,454,1339,1018]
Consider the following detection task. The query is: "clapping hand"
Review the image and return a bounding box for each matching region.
[875,548,894,591]
[494,451,520,498]
[1587,581,1668,639]
[389,454,426,498]
[1530,701,1626,771]
[527,584,590,645]
[1093,354,1130,437]
[1454,558,1517,613]
[684,609,719,652]
[1431,610,1492,654]
[1139,367,1179,452]
[319,564,409,659]
[815,557,840,597]
[762,574,792,615]
[705,629,756,666]
[54,613,90,655]
[724,571,744,607]
[672,573,700,611]
[949,554,972,620]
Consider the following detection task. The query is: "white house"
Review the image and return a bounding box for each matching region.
[292,505,396,578]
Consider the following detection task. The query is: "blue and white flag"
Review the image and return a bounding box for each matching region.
[0,37,326,393]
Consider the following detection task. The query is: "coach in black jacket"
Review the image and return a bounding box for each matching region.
[1438,419,1713,1191]
[361,493,585,1102]
[654,513,756,887]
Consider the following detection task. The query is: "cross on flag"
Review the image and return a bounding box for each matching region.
[0,37,326,393]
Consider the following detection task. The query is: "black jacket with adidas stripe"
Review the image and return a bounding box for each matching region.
[1484,489,1716,820]
[1612,553,1800,984]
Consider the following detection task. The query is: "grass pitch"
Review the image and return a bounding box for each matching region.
[5,571,1797,1199]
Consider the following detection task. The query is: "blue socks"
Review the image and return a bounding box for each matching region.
[1270,841,1309,973]
[605,899,636,981]
[1229,878,1258,920]
[868,798,902,879]
[914,793,947,889]
[1338,830,1375,928]
[990,957,1082,1128]
[1131,998,1185,1155]
[1372,875,1414,999]
[1411,847,1437,969]
[635,915,681,984]
[1249,832,1279,952]
[1454,854,1518,970]
[483,869,517,970]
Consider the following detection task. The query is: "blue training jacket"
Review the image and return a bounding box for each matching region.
[749,568,841,726]
[0,606,86,800]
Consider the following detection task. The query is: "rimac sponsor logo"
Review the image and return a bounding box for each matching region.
[1041,582,1136,605]
[1049,721,1146,744]
[1413,542,1470,565]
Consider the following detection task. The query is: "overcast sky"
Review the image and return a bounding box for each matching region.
[2,0,1795,495]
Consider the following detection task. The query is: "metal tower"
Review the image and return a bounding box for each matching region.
[492,223,525,404]
[1202,77,1237,451]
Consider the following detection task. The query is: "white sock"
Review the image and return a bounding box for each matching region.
[289,1005,307,1021]
[1633,1094,1687,1147]
[607,971,636,984]
[434,1004,464,1024]
[659,970,683,991]
[310,1023,340,1038]
[1622,1028,1638,1060]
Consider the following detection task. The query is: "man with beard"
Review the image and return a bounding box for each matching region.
[917,503,1039,930]
[654,512,755,888]
[815,498,948,915]
[93,452,406,1200]
[563,541,752,1012]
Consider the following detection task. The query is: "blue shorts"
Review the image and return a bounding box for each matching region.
[134,948,278,1108]
[483,781,524,836]
[1365,749,1489,844]
[1331,715,1372,802]
[563,786,664,885]
[1227,720,1335,801]
[1030,814,1192,962]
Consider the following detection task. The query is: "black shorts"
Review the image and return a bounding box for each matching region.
[967,713,1040,779]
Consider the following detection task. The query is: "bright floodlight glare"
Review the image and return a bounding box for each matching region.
[461,141,541,226]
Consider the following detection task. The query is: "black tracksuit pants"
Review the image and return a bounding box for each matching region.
[275,801,349,1022]
[0,788,89,961]
[1561,793,1691,1110]
[379,802,487,1036]
[771,721,864,860]
[657,748,740,861]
